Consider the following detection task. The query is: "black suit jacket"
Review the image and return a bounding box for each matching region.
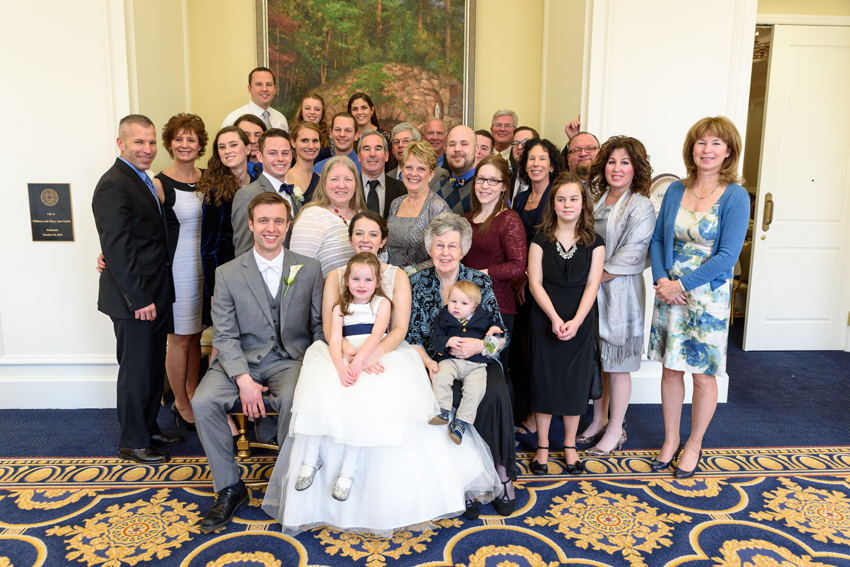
[383,176,407,218]
[92,158,174,319]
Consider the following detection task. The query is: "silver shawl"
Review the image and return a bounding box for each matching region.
[595,189,657,363]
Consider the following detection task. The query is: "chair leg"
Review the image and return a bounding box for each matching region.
[233,414,252,459]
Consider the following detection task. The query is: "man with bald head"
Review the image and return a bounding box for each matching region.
[423,118,447,169]
[436,125,479,215]
[565,131,601,184]
[93,114,182,464]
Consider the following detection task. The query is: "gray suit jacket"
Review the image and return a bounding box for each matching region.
[387,166,449,194]
[232,174,303,257]
[210,248,324,380]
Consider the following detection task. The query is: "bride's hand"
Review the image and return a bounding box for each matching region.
[362,361,385,375]
[425,360,439,382]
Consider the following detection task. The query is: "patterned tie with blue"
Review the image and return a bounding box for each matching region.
[279,183,294,196]
[142,174,161,214]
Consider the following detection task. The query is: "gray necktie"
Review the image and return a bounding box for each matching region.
[366,179,380,214]
[261,110,271,128]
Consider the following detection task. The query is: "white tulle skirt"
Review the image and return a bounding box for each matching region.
[262,336,500,537]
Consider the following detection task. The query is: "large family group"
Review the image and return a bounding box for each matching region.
[92,66,749,536]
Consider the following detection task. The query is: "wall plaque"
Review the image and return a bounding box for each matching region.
[28,183,74,241]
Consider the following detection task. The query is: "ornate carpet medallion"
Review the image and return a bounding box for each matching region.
[524,480,691,567]
[751,477,850,546]
[45,488,201,566]
[204,551,281,566]
[313,518,462,566]
[456,545,559,567]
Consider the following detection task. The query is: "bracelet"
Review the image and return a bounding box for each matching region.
[678,280,686,292]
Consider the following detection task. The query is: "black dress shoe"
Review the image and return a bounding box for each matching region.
[651,442,684,471]
[118,447,170,464]
[493,478,516,517]
[171,403,197,432]
[150,433,186,447]
[529,446,549,475]
[461,498,480,520]
[199,481,249,532]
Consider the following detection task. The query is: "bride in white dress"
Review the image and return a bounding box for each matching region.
[262,213,499,537]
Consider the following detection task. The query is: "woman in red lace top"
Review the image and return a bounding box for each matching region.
[463,156,527,369]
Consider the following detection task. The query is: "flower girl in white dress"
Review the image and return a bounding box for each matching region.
[263,252,499,536]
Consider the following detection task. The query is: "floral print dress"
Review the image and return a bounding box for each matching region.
[648,202,732,376]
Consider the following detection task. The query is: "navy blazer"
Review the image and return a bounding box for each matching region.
[431,305,505,364]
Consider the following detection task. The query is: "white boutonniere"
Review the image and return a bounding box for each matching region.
[283,264,303,297]
[292,186,304,204]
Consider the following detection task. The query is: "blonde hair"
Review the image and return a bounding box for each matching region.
[451,280,481,306]
[682,116,742,187]
[401,140,437,172]
[295,156,365,223]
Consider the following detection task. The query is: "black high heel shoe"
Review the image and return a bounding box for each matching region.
[563,446,585,475]
[493,478,516,516]
[171,403,196,432]
[674,449,703,479]
[651,442,683,471]
[530,446,549,475]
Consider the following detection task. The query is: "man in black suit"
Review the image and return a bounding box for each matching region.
[92,114,184,464]
[358,129,406,218]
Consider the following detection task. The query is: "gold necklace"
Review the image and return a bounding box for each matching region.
[692,183,720,200]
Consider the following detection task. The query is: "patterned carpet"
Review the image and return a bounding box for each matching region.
[3,447,850,567]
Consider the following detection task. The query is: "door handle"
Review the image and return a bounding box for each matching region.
[762,192,774,232]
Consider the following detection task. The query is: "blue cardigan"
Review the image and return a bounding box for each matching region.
[649,180,749,291]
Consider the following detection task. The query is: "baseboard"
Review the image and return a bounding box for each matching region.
[0,360,729,409]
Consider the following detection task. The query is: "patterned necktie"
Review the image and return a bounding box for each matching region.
[279,183,294,196]
[142,174,161,214]
[366,179,380,213]
[261,110,271,128]
[450,177,467,189]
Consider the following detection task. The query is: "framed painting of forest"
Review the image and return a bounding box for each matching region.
[255,0,476,131]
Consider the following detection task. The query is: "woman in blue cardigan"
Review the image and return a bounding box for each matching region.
[648,116,749,479]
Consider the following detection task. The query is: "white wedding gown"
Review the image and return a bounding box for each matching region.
[262,265,500,537]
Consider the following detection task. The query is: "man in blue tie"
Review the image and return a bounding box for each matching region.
[436,125,480,215]
[92,114,183,464]
[232,129,300,257]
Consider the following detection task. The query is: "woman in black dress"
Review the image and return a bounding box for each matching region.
[527,172,605,475]
[511,139,565,432]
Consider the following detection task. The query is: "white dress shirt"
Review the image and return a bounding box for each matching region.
[498,146,511,162]
[262,171,294,209]
[254,248,284,298]
[222,100,289,131]
[361,172,387,214]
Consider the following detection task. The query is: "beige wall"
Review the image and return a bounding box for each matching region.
[129,0,191,173]
[475,0,544,132]
[757,0,850,15]
[187,0,257,167]
[540,0,585,147]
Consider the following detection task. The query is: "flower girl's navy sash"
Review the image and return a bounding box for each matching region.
[342,323,373,337]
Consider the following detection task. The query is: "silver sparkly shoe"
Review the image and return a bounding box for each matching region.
[331,472,354,502]
[294,457,323,491]
[585,428,627,457]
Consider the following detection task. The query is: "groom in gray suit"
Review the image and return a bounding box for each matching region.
[232,129,302,256]
[192,191,323,532]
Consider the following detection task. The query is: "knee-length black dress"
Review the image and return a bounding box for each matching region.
[529,232,604,416]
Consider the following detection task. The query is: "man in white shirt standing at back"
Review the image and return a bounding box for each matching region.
[222,67,289,132]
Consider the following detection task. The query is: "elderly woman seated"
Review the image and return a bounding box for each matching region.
[406,212,518,517]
